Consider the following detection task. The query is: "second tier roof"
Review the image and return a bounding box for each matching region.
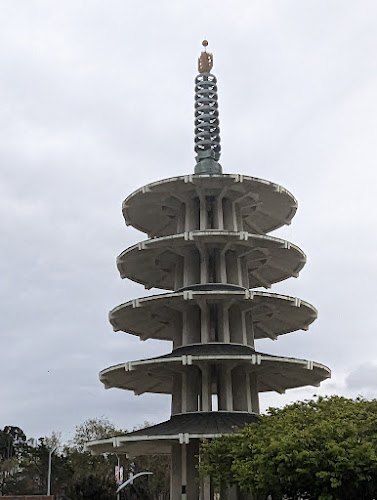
[117,231,306,290]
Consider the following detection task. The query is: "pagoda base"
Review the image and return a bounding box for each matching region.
[86,411,258,499]
[85,411,258,455]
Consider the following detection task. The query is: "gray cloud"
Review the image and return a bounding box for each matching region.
[345,364,377,393]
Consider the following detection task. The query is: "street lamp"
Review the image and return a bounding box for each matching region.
[47,446,57,496]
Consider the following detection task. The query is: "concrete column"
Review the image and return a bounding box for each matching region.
[232,202,238,231]
[223,198,235,230]
[184,250,200,287]
[245,312,255,348]
[236,205,243,232]
[187,368,199,412]
[250,373,260,414]
[241,311,248,345]
[187,441,200,500]
[182,307,200,345]
[182,372,188,414]
[213,249,221,284]
[173,314,183,349]
[171,443,182,499]
[217,304,224,343]
[199,195,207,230]
[175,255,184,290]
[226,250,239,285]
[246,373,253,413]
[200,301,210,344]
[219,251,227,283]
[218,366,233,411]
[182,369,199,413]
[177,203,185,233]
[236,256,245,288]
[199,246,208,285]
[232,366,248,412]
[208,303,218,342]
[181,443,188,499]
[220,303,231,343]
[193,306,201,344]
[215,196,224,229]
[185,198,199,232]
[229,305,243,344]
[201,364,212,412]
[240,257,249,288]
[171,373,182,415]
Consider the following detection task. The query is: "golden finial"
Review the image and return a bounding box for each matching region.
[198,40,213,73]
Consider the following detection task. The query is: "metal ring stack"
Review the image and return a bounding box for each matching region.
[195,73,221,160]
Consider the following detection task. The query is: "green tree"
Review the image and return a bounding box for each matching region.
[0,426,27,460]
[136,454,171,500]
[130,422,170,499]
[0,417,170,499]
[0,457,18,495]
[70,417,170,499]
[71,416,124,452]
[200,396,377,500]
[65,417,120,498]
[13,437,71,496]
[0,426,28,494]
[65,473,115,500]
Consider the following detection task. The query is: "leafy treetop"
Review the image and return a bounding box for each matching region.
[200,396,377,500]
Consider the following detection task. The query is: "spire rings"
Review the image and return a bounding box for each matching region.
[194,73,221,160]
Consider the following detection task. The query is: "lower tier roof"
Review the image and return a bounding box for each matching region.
[85,411,258,456]
[100,343,331,395]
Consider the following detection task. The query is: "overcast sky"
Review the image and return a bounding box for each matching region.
[1,0,377,443]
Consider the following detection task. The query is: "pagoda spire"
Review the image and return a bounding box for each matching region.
[194,40,222,175]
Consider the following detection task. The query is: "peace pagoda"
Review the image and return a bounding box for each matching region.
[86,42,330,500]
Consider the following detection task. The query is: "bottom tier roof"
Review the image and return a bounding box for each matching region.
[85,411,258,455]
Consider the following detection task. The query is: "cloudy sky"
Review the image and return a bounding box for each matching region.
[1,0,377,442]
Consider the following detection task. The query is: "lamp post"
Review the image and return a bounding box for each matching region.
[47,446,57,496]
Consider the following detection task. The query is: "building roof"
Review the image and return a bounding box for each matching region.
[99,345,331,395]
[109,289,317,342]
[117,230,306,291]
[85,411,258,456]
[122,174,297,237]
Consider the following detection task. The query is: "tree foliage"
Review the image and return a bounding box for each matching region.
[65,473,115,500]
[136,454,170,500]
[71,416,123,452]
[0,417,170,499]
[0,426,28,494]
[0,426,27,460]
[200,396,377,500]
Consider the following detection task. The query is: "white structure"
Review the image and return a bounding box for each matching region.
[86,43,330,500]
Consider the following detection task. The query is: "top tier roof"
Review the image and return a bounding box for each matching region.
[123,174,297,237]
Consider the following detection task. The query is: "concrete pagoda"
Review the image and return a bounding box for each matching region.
[86,42,331,499]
